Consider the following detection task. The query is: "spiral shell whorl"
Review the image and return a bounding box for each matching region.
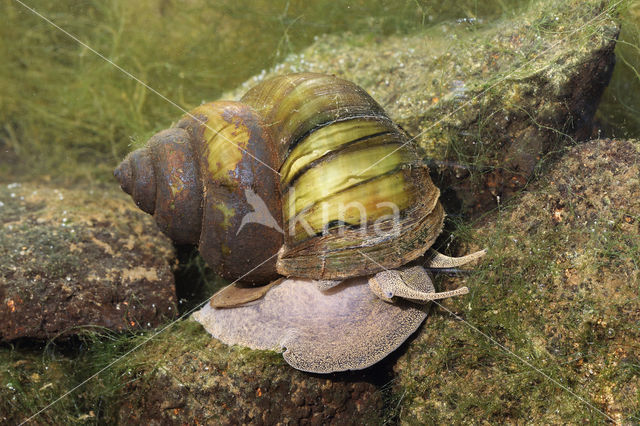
[242,73,444,279]
[114,147,156,215]
[116,73,444,283]
[175,101,284,283]
[114,127,203,245]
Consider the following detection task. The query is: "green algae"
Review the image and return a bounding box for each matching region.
[0,321,213,423]
[393,139,640,423]
[598,0,640,138]
[0,0,525,183]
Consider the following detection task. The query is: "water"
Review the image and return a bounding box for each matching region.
[0,0,639,423]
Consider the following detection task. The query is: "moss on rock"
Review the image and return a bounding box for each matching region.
[394,139,640,423]
[112,321,385,424]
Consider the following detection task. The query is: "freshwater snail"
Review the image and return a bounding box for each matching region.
[115,73,484,373]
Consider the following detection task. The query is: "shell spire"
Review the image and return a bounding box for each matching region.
[114,128,203,245]
[114,143,156,215]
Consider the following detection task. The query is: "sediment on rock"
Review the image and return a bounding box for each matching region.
[0,183,177,341]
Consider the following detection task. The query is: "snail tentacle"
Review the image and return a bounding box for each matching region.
[368,265,469,304]
[425,249,487,269]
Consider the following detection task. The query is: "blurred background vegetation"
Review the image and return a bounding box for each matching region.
[2,0,637,185]
[0,0,638,184]
[598,0,640,138]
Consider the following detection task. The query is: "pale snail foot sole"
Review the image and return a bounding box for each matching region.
[192,276,432,373]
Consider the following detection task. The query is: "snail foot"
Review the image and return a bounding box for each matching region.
[193,276,430,373]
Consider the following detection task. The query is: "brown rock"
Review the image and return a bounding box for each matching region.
[0,183,177,340]
[115,322,384,425]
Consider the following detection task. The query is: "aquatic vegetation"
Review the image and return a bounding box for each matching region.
[0,0,527,182]
[598,0,640,137]
[0,0,638,423]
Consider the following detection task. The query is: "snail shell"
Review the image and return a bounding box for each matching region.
[114,73,444,284]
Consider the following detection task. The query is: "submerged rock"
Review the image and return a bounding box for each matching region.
[226,0,619,215]
[393,139,640,423]
[114,322,384,424]
[0,183,176,340]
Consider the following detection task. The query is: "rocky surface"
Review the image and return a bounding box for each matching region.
[80,140,638,425]
[0,183,177,340]
[394,139,640,423]
[5,143,638,424]
[1,0,634,424]
[226,0,619,215]
[114,322,384,425]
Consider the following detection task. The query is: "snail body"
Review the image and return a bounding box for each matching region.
[115,73,484,372]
